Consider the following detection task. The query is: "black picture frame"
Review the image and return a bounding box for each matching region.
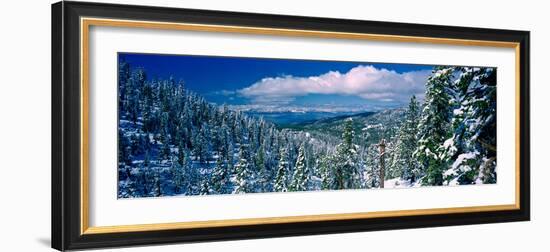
[52,1,530,251]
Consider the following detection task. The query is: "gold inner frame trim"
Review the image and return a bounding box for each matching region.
[80,17,522,235]
[84,204,517,234]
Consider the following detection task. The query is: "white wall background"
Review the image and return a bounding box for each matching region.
[0,0,546,251]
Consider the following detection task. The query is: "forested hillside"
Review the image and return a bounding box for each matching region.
[117,62,497,198]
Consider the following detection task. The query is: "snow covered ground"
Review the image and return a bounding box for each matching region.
[383,178,421,188]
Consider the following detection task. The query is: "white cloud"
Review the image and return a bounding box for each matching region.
[238,65,431,104]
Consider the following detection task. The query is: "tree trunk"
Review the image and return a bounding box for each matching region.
[379,139,386,188]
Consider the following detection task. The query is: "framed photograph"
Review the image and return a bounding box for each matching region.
[52,1,530,250]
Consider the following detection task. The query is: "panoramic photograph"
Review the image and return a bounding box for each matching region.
[117,53,497,198]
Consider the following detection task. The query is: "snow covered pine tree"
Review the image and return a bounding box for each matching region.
[414,66,455,186]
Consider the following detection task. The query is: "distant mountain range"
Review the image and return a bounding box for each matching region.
[244,111,360,126]
[246,109,406,148]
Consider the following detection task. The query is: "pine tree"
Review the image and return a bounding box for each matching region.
[391,95,421,182]
[274,147,289,192]
[161,138,171,161]
[211,155,230,194]
[152,172,161,197]
[414,67,455,186]
[365,143,381,188]
[255,143,269,192]
[118,60,130,112]
[180,149,198,195]
[442,67,497,185]
[171,157,185,194]
[319,155,333,190]
[200,178,211,195]
[193,127,208,163]
[177,141,186,166]
[118,129,132,167]
[290,144,308,191]
[333,118,361,189]
[234,145,252,193]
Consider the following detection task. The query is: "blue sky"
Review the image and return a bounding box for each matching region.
[119,53,434,112]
